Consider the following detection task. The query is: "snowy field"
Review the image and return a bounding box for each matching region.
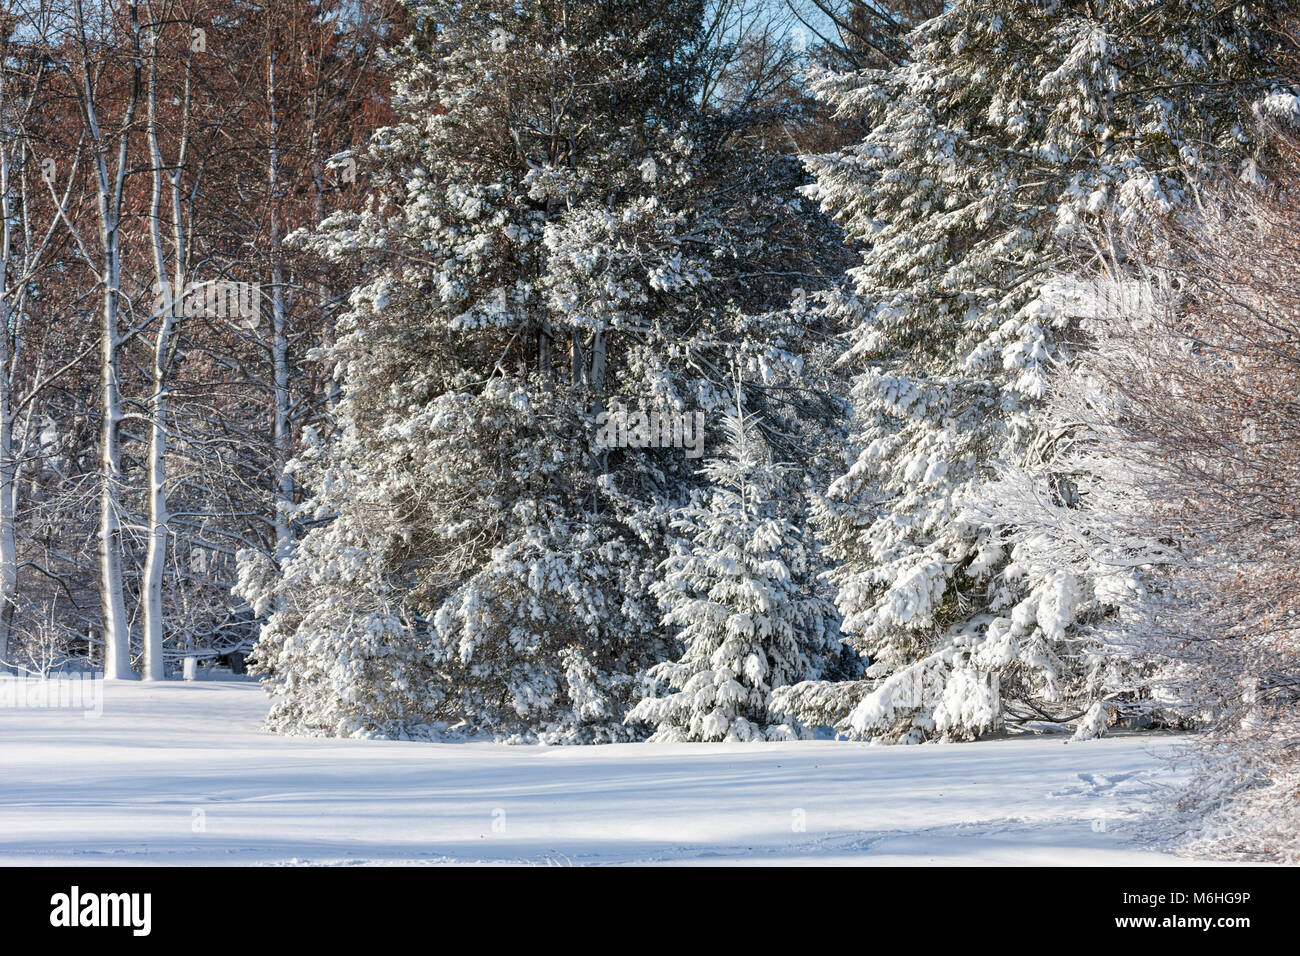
[0,679,1202,866]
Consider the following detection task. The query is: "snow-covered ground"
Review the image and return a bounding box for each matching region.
[0,679,1199,866]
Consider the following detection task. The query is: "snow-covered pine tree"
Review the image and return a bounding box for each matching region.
[776,0,1294,742]
[629,401,841,741]
[239,0,846,740]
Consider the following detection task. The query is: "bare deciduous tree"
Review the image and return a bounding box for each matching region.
[1010,124,1300,860]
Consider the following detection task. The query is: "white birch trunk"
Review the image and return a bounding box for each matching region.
[140,21,192,682]
[0,146,16,665]
[267,51,294,564]
[141,91,170,683]
[97,259,130,680]
[271,265,291,563]
[0,316,15,667]
[76,0,137,679]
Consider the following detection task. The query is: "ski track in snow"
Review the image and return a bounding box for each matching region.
[0,680,1205,866]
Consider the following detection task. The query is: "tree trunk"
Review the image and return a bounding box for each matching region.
[0,333,15,666]
[78,0,139,680]
[98,275,131,680]
[0,147,15,667]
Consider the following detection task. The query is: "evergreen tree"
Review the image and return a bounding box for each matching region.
[629,403,840,741]
[240,0,845,740]
[779,0,1293,742]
